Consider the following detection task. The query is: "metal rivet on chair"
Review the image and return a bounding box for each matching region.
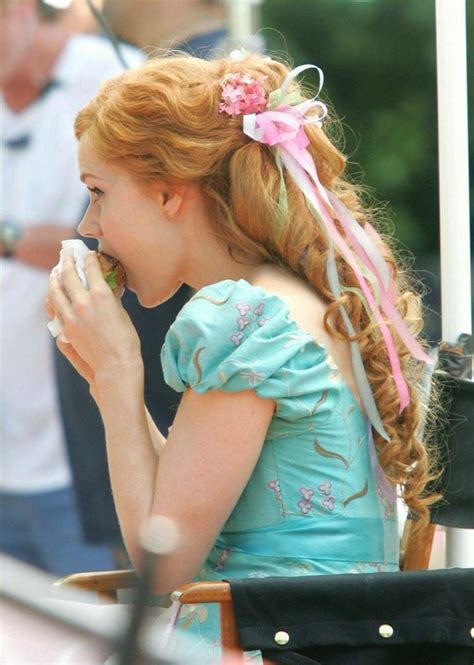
[379,624,394,638]
[470,627,474,639]
[274,630,290,645]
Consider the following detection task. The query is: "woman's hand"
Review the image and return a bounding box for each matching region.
[47,253,143,401]
[45,289,98,397]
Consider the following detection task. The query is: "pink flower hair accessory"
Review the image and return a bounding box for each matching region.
[218,73,268,118]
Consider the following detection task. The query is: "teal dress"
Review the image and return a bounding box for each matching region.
[161,279,399,651]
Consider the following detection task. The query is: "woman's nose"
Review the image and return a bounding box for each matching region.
[77,205,102,238]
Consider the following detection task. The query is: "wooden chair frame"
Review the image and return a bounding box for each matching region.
[53,517,437,660]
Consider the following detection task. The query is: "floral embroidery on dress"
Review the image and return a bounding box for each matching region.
[230,331,244,346]
[213,548,231,571]
[318,479,336,512]
[240,369,266,386]
[179,604,209,630]
[288,561,313,574]
[321,496,336,511]
[236,303,251,316]
[318,480,332,495]
[164,280,401,650]
[368,561,388,573]
[283,331,309,351]
[314,435,349,468]
[192,347,205,384]
[298,486,315,514]
[343,479,369,508]
[267,478,286,515]
[230,300,272,346]
[267,479,283,502]
[237,315,250,330]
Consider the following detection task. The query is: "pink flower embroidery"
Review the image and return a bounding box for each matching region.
[219,73,268,118]
[267,479,283,501]
[236,303,251,316]
[318,480,332,496]
[299,487,315,501]
[322,496,336,511]
[237,316,250,330]
[253,302,265,316]
[257,317,270,327]
[298,499,314,515]
[317,479,336,511]
[230,331,244,346]
[298,487,315,514]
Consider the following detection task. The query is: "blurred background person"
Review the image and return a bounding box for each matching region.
[1,0,261,576]
[102,0,228,57]
[0,0,142,574]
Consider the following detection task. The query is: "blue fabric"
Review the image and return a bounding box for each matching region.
[161,279,399,651]
[0,487,116,576]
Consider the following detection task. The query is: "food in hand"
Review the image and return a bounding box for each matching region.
[97,252,127,292]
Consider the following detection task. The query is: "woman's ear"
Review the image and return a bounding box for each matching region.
[156,183,187,219]
[161,187,183,218]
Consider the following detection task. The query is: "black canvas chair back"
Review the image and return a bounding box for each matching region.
[430,375,474,528]
[229,568,474,665]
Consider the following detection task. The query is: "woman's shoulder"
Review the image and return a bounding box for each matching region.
[160,273,325,395]
[175,268,330,343]
[250,267,363,412]
[179,274,295,322]
[249,266,331,343]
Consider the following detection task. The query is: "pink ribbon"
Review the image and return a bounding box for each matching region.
[243,92,433,416]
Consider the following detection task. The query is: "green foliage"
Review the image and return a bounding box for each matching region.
[260,0,473,256]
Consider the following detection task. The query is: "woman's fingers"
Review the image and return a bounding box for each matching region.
[60,256,89,299]
[48,270,73,320]
[83,251,109,289]
[44,293,56,319]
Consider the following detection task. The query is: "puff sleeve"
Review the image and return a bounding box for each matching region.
[160,279,323,400]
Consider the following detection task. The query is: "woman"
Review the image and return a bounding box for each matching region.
[47,51,438,647]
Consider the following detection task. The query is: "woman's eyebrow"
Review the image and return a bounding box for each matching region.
[80,172,106,183]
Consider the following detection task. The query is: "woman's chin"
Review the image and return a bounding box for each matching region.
[133,280,184,309]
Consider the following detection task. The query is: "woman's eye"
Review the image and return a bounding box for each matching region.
[87,186,104,200]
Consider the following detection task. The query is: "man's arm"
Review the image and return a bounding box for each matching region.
[2,223,77,270]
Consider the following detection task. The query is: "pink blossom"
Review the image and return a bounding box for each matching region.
[219,73,268,118]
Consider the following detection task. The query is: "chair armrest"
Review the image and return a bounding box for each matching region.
[53,569,138,602]
[171,580,231,604]
[172,582,242,658]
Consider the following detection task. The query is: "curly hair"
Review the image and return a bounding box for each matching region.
[75,52,440,531]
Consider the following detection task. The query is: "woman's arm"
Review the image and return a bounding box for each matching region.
[95,366,273,578]
[94,364,162,561]
[144,386,274,592]
[49,253,274,583]
[145,408,167,456]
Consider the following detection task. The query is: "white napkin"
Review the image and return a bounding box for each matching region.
[47,239,91,339]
